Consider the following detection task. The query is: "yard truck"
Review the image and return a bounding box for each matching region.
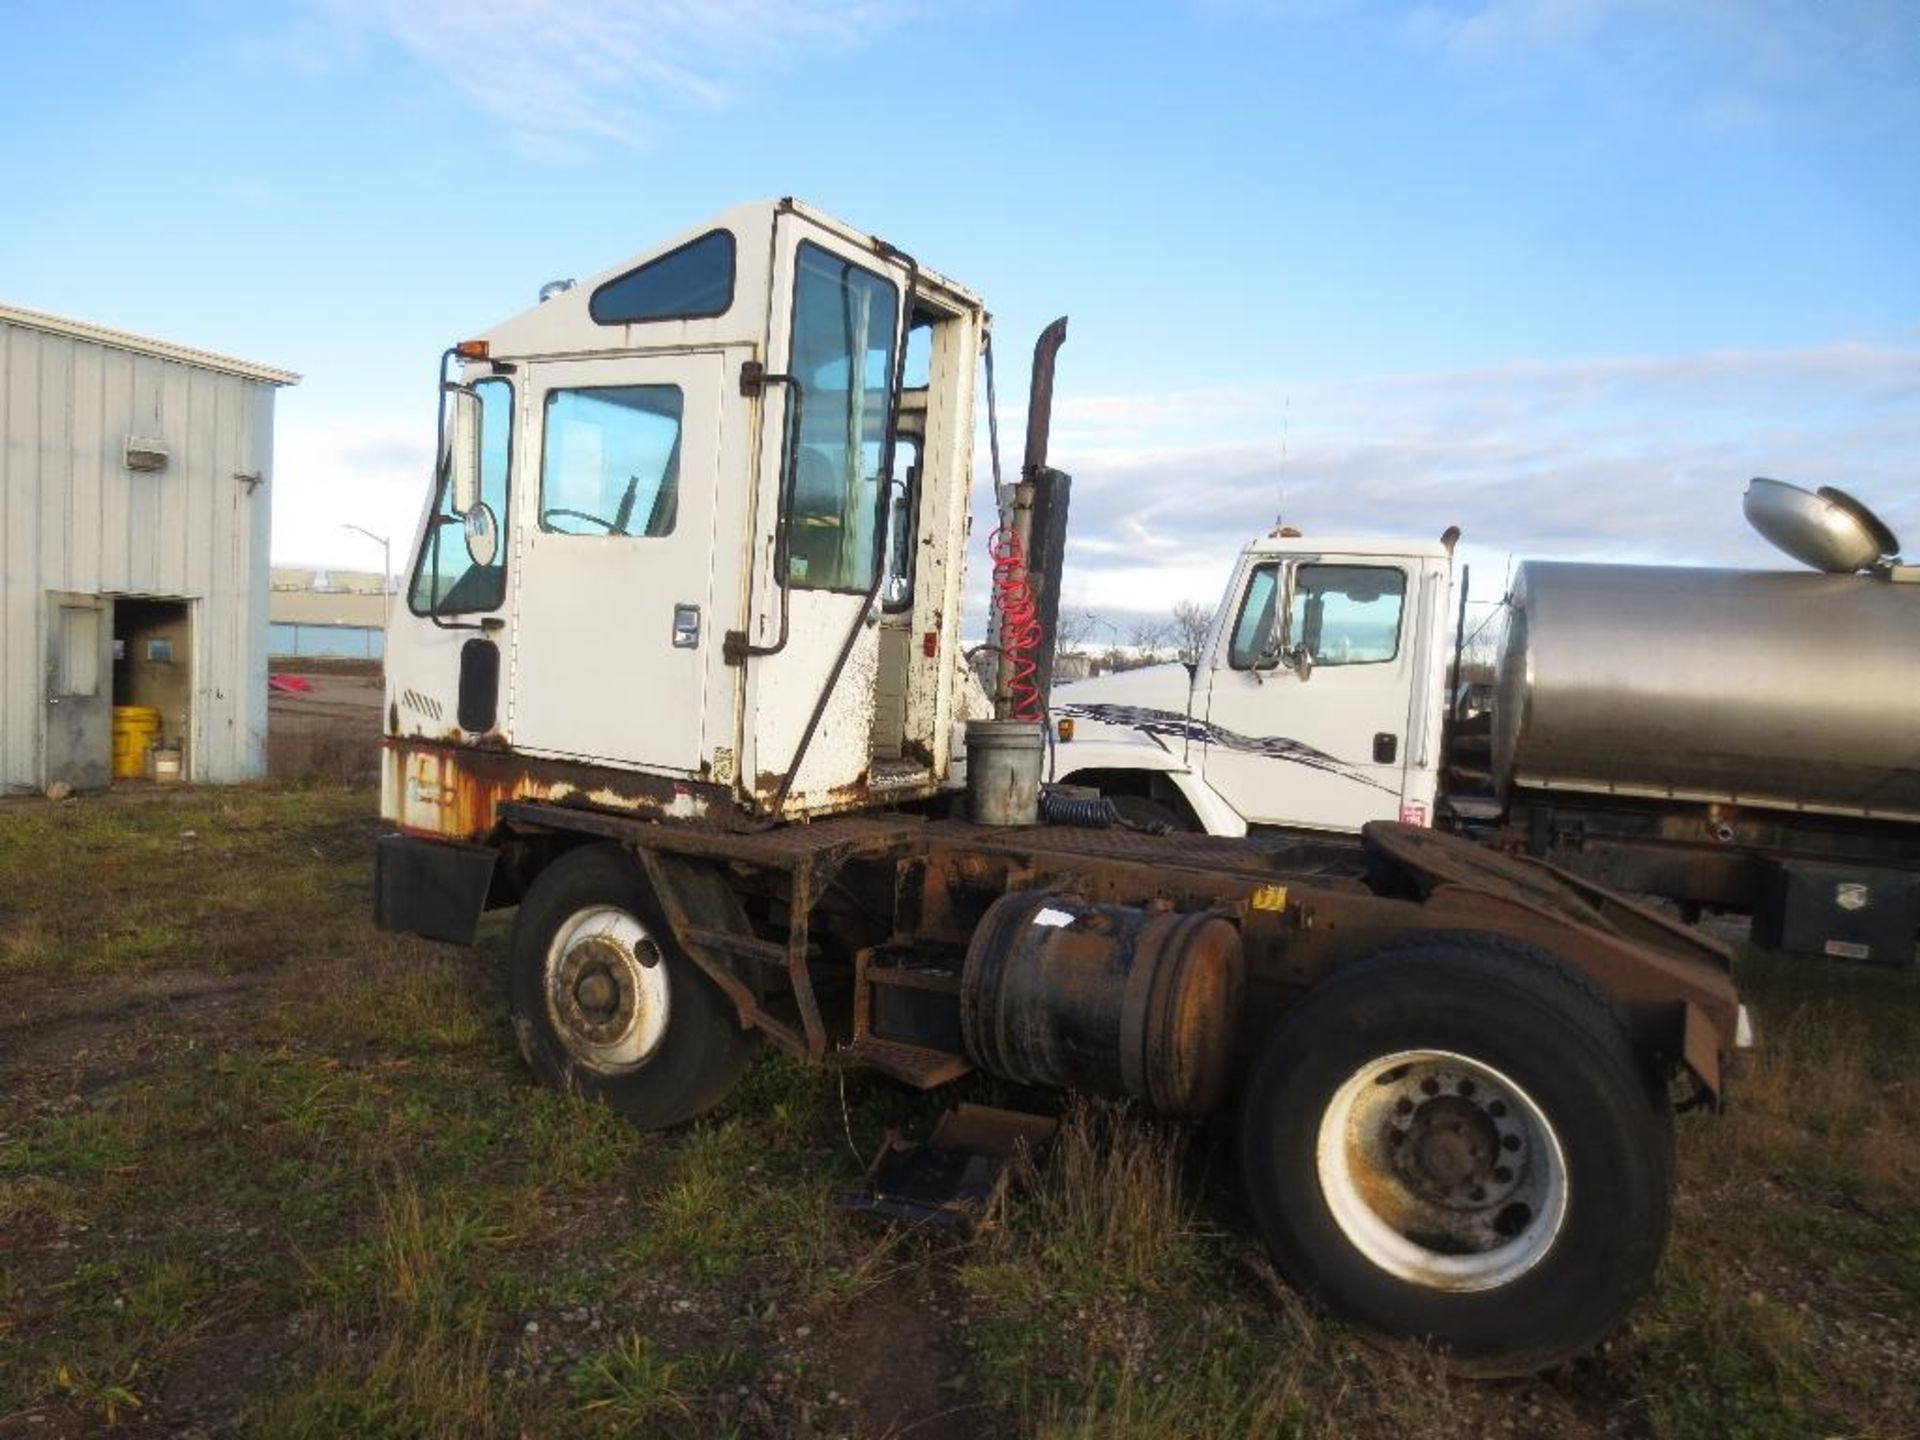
[1049,486,1920,965]
[372,199,1744,1375]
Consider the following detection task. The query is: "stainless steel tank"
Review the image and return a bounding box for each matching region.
[1492,563,1920,822]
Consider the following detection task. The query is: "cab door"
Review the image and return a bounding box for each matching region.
[1202,558,1416,831]
[736,217,912,812]
[508,352,725,773]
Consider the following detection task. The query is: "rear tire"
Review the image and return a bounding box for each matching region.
[508,844,755,1129]
[1239,933,1671,1375]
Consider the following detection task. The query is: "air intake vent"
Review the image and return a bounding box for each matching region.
[125,436,170,472]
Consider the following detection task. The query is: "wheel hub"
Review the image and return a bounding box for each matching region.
[543,908,670,1073]
[1316,1049,1567,1292]
[1390,1087,1523,1211]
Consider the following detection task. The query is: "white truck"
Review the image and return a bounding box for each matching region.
[1047,528,1457,838]
[373,199,1745,1375]
[1049,502,1920,964]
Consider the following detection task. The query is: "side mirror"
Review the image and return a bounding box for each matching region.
[1286,644,1314,681]
[446,385,484,516]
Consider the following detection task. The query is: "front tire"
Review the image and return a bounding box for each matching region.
[508,844,755,1129]
[1240,933,1672,1375]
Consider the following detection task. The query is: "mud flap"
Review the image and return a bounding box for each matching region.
[374,833,498,945]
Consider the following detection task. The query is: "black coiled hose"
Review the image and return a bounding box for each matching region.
[1039,790,1121,829]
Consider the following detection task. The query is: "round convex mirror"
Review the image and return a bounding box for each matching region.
[464,503,499,567]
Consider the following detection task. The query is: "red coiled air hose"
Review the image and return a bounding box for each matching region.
[989,524,1044,722]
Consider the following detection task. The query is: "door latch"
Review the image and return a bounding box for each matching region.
[672,604,701,649]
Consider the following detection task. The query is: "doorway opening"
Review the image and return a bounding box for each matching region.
[112,598,193,783]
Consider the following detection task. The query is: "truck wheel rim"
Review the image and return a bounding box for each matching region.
[1315,1048,1567,1292]
[544,905,671,1073]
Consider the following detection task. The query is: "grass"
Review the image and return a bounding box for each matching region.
[569,1332,695,1430]
[1,781,1916,1437]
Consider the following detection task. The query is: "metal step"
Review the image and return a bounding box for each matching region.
[831,1104,1060,1230]
[865,963,962,994]
[837,1035,973,1088]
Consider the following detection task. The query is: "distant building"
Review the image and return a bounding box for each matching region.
[269,566,391,660]
[0,302,298,793]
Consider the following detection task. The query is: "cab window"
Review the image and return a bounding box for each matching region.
[880,435,920,611]
[784,241,900,593]
[1287,564,1406,665]
[1228,564,1281,669]
[588,229,734,324]
[539,385,683,537]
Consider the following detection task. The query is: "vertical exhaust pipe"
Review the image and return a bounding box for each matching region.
[1021,319,1071,714]
[1023,317,1069,480]
[975,319,1069,823]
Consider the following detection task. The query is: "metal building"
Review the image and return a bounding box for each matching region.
[269,566,390,660]
[1,302,299,793]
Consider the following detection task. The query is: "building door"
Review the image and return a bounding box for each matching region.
[508,351,725,772]
[45,592,113,791]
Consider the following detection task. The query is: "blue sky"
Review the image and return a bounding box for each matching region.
[4,0,1915,623]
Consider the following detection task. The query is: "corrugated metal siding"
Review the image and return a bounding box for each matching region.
[0,317,283,792]
[270,623,385,660]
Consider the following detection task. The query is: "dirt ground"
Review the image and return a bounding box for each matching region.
[1,784,1916,1438]
[265,663,384,784]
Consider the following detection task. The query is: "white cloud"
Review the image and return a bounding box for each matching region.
[1043,341,1920,620]
[271,418,432,574]
[320,0,922,146]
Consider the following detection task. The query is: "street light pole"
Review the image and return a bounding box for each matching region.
[342,524,392,661]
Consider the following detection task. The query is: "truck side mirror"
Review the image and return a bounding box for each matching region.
[446,385,484,516]
[1286,644,1314,682]
[464,503,499,567]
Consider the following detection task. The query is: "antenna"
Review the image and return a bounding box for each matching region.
[1275,392,1290,528]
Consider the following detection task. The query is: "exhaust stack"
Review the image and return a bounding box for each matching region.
[1021,318,1071,714]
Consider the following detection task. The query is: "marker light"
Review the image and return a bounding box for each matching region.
[455,339,490,359]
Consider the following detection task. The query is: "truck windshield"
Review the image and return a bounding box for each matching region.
[409,376,512,615]
[784,241,899,594]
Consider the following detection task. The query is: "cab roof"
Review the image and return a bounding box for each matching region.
[473,198,982,362]
[1247,529,1455,561]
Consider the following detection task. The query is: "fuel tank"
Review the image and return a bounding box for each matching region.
[1492,563,1920,822]
[960,891,1243,1116]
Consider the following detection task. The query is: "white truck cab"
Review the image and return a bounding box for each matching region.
[1049,530,1455,836]
[382,199,985,842]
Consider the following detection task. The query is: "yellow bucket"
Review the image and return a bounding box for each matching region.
[112,706,162,779]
